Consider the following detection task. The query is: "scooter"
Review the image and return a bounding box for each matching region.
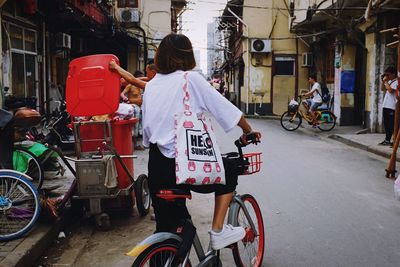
[31,99,75,153]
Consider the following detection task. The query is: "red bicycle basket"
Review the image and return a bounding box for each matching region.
[242,152,262,175]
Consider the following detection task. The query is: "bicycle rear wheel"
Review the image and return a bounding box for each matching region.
[317,110,336,131]
[280,111,302,131]
[0,170,41,241]
[132,241,191,267]
[13,146,44,189]
[232,194,265,267]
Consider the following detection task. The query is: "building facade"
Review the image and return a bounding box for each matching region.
[0,0,186,113]
[207,19,224,79]
[291,0,400,129]
[219,0,309,115]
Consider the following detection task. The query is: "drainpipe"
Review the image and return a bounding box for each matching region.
[228,7,250,114]
[42,21,47,114]
[136,26,148,70]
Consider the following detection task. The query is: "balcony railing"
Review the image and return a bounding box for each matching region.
[67,0,106,25]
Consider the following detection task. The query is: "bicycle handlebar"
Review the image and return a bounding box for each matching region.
[234,132,260,148]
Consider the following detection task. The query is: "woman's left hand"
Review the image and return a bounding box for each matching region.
[240,131,261,145]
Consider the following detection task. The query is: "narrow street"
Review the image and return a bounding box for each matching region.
[37,119,400,267]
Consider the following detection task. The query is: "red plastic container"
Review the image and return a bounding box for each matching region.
[66,54,120,116]
[77,119,138,189]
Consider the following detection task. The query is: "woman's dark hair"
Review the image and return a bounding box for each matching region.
[385,66,397,75]
[155,33,196,74]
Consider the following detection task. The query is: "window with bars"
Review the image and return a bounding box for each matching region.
[325,45,335,83]
[4,23,37,98]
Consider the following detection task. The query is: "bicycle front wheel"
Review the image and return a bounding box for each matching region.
[132,241,191,267]
[13,146,44,189]
[280,111,302,131]
[0,170,41,241]
[317,110,336,131]
[232,194,265,267]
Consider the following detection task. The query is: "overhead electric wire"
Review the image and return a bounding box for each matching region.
[196,0,400,11]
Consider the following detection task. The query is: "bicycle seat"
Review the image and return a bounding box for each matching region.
[156,189,192,201]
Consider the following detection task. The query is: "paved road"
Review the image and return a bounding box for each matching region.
[38,119,400,267]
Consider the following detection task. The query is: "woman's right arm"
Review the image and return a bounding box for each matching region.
[109,60,147,89]
[237,116,261,144]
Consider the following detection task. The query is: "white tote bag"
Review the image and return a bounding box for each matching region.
[174,73,225,185]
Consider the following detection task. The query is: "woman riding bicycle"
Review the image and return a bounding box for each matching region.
[112,33,261,250]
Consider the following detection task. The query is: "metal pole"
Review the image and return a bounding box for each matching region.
[227,8,250,114]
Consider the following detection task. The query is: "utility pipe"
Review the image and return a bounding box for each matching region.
[227,7,250,114]
[42,21,47,114]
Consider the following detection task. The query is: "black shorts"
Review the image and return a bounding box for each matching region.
[148,143,238,232]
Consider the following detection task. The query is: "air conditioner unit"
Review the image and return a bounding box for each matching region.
[250,39,271,53]
[117,8,140,23]
[302,52,313,67]
[55,33,71,49]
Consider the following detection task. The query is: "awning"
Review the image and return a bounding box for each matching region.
[219,0,243,29]
[114,28,141,47]
[293,0,367,32]
[365,0,400,21]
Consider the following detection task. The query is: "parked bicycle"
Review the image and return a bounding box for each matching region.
[127,134,264,267]
[280,96,336,131]
[0,169,41,241]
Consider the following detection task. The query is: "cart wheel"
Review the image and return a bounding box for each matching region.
[135,174,151,216]
[95,213,111,231]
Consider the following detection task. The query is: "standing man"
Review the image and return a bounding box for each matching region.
[121,71,145,150]
[142,60,157,82]
[301,74,322,126]
[379,66,398,145]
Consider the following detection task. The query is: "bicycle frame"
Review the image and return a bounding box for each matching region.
[291,105,324,124]
[228,193,258,237]
[127,191,260,266]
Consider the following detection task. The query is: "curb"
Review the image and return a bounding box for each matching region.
[244,114,280,120]
[0,217,64,267]
[329,134,400,162]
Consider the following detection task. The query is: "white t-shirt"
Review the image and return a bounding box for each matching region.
[310,82,322,103]
[142,70,243,158]
[382,79,398,110]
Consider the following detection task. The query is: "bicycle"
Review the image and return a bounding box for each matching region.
[127,135,264,267]
[0,169,41,241]
[280,95,336,131]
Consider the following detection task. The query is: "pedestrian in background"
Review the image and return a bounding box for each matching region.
[301,74,322,126]
[120,71,145,150]
[379,66,398,146]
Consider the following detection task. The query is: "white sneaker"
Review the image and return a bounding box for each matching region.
[210,224,246,250]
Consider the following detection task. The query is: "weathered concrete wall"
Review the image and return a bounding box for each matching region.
[241,0,309,115]
[365,32,379,131]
